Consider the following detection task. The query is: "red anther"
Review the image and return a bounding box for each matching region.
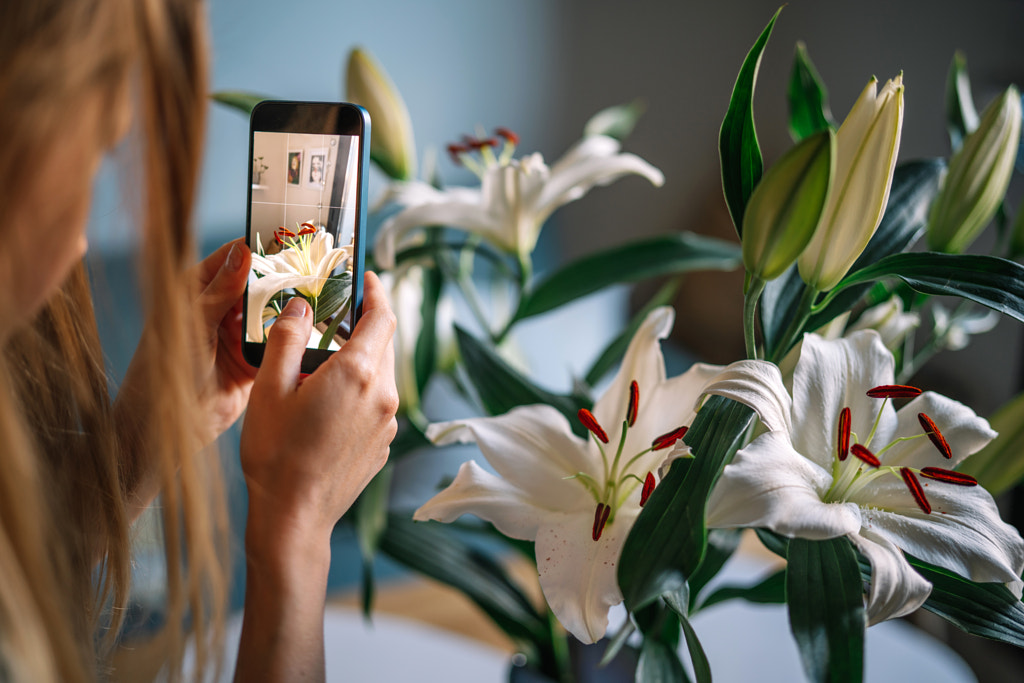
[918,413,952,459]
[652,426,688,451]
[495,127,520,146]
[467,136,498,150]
[837,407,851,461]
[900,467,932,514]
[850,443,881,468]
[447,143,468,164]
[274,227,296,244]
[298,222,317,235]
[920,467,979,487]
[592,503,611,541]
[866,384,923,399]
[578,408,609,444]
[640,472,656,507]
[626,380,639,427]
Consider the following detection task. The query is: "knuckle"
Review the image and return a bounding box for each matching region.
[339,351,374,387]
[380,387,400,417]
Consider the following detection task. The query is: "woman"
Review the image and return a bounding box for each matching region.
[0,1,397,681]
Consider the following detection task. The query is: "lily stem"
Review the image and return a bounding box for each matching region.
[437,250,494,338]
[771,284,820,364]
[743,275,767,360]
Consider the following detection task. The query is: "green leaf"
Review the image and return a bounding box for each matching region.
[698,567,786,611]
[755,528,790,559]
[354,463,392,618]
[514,233,741,323]
[719,7,782,236]
[788,42,835,142]
[584,277,682,388]
[908,554,1024,647]
[378,513,549,646]
[787,537,865,683]
[945,51,980,152]
[759,159,946,358]
[313,272,352,324]
[687,528,743,611]
[818,251,1024,325]
[619,396,754,611]
[415,262,443,396]
[599,620,638,668]
[454,327,591,436]
[636,639,689,683]
[210,90,272,116]
[678,612,712,683]
[584,99,647,142]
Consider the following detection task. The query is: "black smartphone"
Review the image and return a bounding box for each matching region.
[242,101,370,373]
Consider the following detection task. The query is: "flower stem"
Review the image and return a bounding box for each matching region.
[770,284,820,364]
[743,275,767,360]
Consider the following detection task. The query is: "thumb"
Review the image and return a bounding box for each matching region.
[253,298,312,396]
[198,241,250,341]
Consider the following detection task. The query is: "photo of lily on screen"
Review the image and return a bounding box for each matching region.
[246,131,360,350]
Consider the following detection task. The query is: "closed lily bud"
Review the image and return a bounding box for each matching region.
[742,130,834,281]
[345,47,416,180]
[959,389,1024,496]
[928,86,1022,253]
[798,75,904,291]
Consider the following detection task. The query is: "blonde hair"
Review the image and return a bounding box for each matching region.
[0,0,228,680]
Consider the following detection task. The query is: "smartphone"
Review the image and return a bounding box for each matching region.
[242,101,370,372]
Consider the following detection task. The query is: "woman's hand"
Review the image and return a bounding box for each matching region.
[192,238,257,447]
[235,272,398,683]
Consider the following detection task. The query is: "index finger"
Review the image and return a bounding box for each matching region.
[339,271,396,364]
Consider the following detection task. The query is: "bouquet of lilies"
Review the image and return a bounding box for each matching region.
[217,7,1024,681]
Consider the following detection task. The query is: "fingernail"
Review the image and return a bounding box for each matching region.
[225,243,243,272]
[280,298,308,318]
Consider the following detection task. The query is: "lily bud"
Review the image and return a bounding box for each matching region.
[742,129,834,281]
[959,390,1024,496]
[928,86,1022,253]
[345,47,416,180]
[798,75,904,291]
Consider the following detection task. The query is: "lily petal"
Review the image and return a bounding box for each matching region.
[849,529,932,624]
[426,405,594,510]
[707,431,862,538]
[536,507,639,644]
[414,460,546,541]
[374,199,499,269]
[246,272,322,342]
[858,477,1024,594]
[702,359,793,433]
[790,331,897,471]
[882,392,996,469]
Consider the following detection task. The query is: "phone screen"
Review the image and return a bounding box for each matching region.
[243,102,369,372]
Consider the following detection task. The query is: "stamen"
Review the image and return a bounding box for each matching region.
[274,227,296,244]
[866,384,922,399]
[837,407,851,461]
[900,467,932,514]
[447,143,468,165]
[467,136,499,150]
[578,408,609,444]
[850,443,880,468]
[917,413,952,459]
[298,222,317,235]
[652,426,688,451]
[920,467,978,487]
[639,472,655,507]
[495,127,520,146]
[592,503,611,541]
[626,381,639,427]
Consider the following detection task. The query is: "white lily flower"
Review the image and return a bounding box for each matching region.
[706,331,1024,624]
[246,226,352,342]
[414,307,730,644]
[798,75,904,291]
[932,302,999,351]
[846,297,920,351]
[374,133,664,268]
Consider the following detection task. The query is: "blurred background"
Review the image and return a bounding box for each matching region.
[89,0,1024,679]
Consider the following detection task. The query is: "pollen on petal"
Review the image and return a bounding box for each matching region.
[837,407,851,461]
[900,467,932,514]
[918,413,952,459]
[627,380,639,427]
[851,443,881,468]
[920,467,978,487]
[578,408,609,444]
[640,472,655,507]
[652,426,688,451]
[866,384,923,399]
[592,503,611,541]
